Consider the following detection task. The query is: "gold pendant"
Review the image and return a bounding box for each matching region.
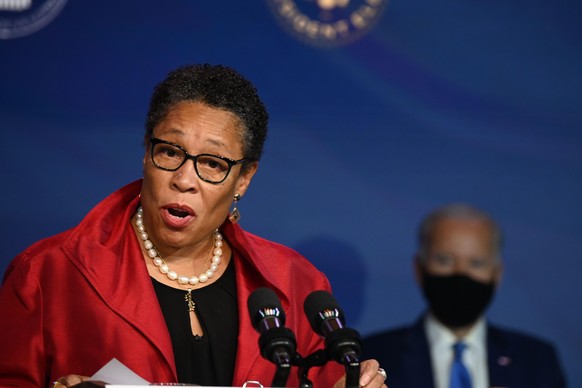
[185,289,196,312]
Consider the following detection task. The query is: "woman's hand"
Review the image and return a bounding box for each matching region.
[333,359,388,388]
[52,374,91,388]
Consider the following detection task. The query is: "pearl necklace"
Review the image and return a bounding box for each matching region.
[135,207,223,287]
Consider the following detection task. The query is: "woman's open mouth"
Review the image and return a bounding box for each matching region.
[161,205,195,228]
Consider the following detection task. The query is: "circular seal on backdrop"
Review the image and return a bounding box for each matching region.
[0,0,68,39]
[265,0,389,47]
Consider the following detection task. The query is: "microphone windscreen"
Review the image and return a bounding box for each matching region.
[303,290,345,334]
[247,287,285,328]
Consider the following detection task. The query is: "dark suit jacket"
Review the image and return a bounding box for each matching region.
[362,316,566,388]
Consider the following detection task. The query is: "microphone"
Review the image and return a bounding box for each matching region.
[303,290,362,366]
[247,287,297,386]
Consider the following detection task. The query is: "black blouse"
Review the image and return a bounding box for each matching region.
[151,257,238,386]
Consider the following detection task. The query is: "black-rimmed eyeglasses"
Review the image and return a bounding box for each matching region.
[150,137,246,184]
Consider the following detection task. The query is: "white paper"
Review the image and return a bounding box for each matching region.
[91,358,150,385]
[90,358,266,387]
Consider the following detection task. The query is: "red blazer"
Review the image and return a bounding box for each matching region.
[0,180,344,387]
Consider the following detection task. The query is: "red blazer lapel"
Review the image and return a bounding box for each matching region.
[61,180,177,381]
[224,221,271,385]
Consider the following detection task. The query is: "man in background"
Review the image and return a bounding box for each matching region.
[363,203,566,388]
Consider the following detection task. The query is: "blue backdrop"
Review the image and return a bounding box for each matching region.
[1,0,581,385]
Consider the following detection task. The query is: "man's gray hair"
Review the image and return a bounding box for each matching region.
[416,203,503,262]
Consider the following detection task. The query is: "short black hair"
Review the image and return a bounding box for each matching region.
[145,64,269,163]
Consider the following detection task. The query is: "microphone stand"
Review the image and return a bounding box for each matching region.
[295,349,327,388]
[271,351,292,387]
[343,357,361,388]
[326,328,362,388]
[294,348,360,388]
[259,328,297,387]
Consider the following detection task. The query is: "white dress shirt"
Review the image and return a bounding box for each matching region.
[424,314,489,388]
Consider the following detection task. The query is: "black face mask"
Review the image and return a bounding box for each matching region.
[421,271,495,328]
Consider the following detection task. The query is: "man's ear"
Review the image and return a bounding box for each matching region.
[413,255,424,286]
